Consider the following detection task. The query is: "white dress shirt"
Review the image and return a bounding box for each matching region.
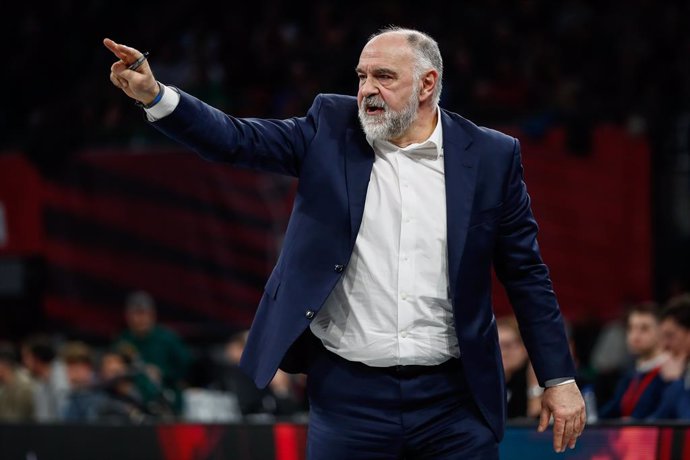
[310,111,461,367]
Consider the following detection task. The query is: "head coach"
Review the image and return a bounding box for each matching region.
[105,26,585,458]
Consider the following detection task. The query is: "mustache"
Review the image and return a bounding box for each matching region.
[361,95,387,110]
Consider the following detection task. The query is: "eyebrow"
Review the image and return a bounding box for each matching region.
[355,67,399,77]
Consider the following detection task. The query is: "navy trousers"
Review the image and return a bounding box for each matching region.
[305,347,499,459]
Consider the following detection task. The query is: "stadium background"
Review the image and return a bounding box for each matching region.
[1,0,689,459]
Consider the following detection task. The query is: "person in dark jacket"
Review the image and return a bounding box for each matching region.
[599,302,668,419]
[650,294,690,420]
[114,290,191,414]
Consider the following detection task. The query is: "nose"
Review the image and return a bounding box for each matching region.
[360,76,379,98]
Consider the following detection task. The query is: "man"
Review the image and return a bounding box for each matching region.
[62,341,101,421]
[114,290,191,414]
[497,316,542,419]
[105,27,584,457]
[97,349,166,423]
[599,302,668,419]
[0,342,34,422]
[21,335,70,422]
[650,295,690,419]
[216,330,303,417]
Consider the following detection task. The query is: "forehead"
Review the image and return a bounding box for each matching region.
[357,33,415,71]
[628,312,657,325]
[661,318,684,331]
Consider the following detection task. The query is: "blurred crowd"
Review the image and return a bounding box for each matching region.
[3,291,690,425]
[3,0,690,162]
[0,291,307,424]
[497,293,690,423]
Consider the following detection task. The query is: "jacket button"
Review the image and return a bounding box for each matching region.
[305,310,315,319]
[334,264,344,273]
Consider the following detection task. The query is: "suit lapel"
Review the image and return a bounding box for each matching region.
[442,111,477,296]
[345,127,375,247]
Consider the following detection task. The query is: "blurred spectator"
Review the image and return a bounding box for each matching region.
[650,294,690,420]
[96,349,171,423]
[0,342,34,422]
[214,331,302,417]
[62,341,100,421]
[114,290,191,414]
[599,302,668,419]
[497,317,541,419]
[20,335,70,422]
[658,294,690,382]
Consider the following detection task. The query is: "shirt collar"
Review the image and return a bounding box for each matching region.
[366,108,443,160]
[636,353,668,373]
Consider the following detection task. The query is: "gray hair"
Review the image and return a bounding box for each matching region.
[368,26,443,106]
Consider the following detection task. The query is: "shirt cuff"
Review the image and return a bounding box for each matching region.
[144,84,180,121]
[544,377,576,388]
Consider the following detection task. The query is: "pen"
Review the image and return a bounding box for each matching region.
[128,52,149,71]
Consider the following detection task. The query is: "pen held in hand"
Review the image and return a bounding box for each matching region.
[128,51,149,71]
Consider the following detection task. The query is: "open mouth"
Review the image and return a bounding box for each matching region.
[366,106,385,115]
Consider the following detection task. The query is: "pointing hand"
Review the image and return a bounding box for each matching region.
[104,38,159,105]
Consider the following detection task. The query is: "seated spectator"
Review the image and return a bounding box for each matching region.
[649,294,690,420]
[114,290,191,414]
[62,341,101,421]
[0,342,34,421]
[599,302,668,419]
[96,349,172,423]
[21,335,70,422]
[658,294,690,382]
[214,331,302,417]
[497,317,541,419]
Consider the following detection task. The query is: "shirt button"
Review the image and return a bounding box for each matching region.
[334,264,344,273]
[400,330,408,338]
[305,310,315,319]
[401,293,408,300]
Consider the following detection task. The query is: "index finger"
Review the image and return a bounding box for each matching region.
[103,38,125,59]
[103,38,142,64]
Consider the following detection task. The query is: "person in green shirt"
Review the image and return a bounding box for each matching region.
[114,291,192,415]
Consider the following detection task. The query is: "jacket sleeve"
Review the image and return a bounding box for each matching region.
[150,90,323,178]
[647,379,681,420]
[493,138,577,386]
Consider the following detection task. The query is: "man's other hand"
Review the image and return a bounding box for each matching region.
[660,352,685,381]
[537,382,586,453]
[103,38,159,105]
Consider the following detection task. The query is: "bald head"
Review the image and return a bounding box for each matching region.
[366,27,443,106]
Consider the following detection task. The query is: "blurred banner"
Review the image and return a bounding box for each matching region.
[0,124,650,337]
[0,154,43,255]
[0,423,685,460]
[493,124,651,322]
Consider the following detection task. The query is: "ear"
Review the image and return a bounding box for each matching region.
[418,69,439,103]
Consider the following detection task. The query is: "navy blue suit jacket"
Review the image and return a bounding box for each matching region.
[152,90,576,440]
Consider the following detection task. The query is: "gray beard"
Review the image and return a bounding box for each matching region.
[358,91,419,141]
